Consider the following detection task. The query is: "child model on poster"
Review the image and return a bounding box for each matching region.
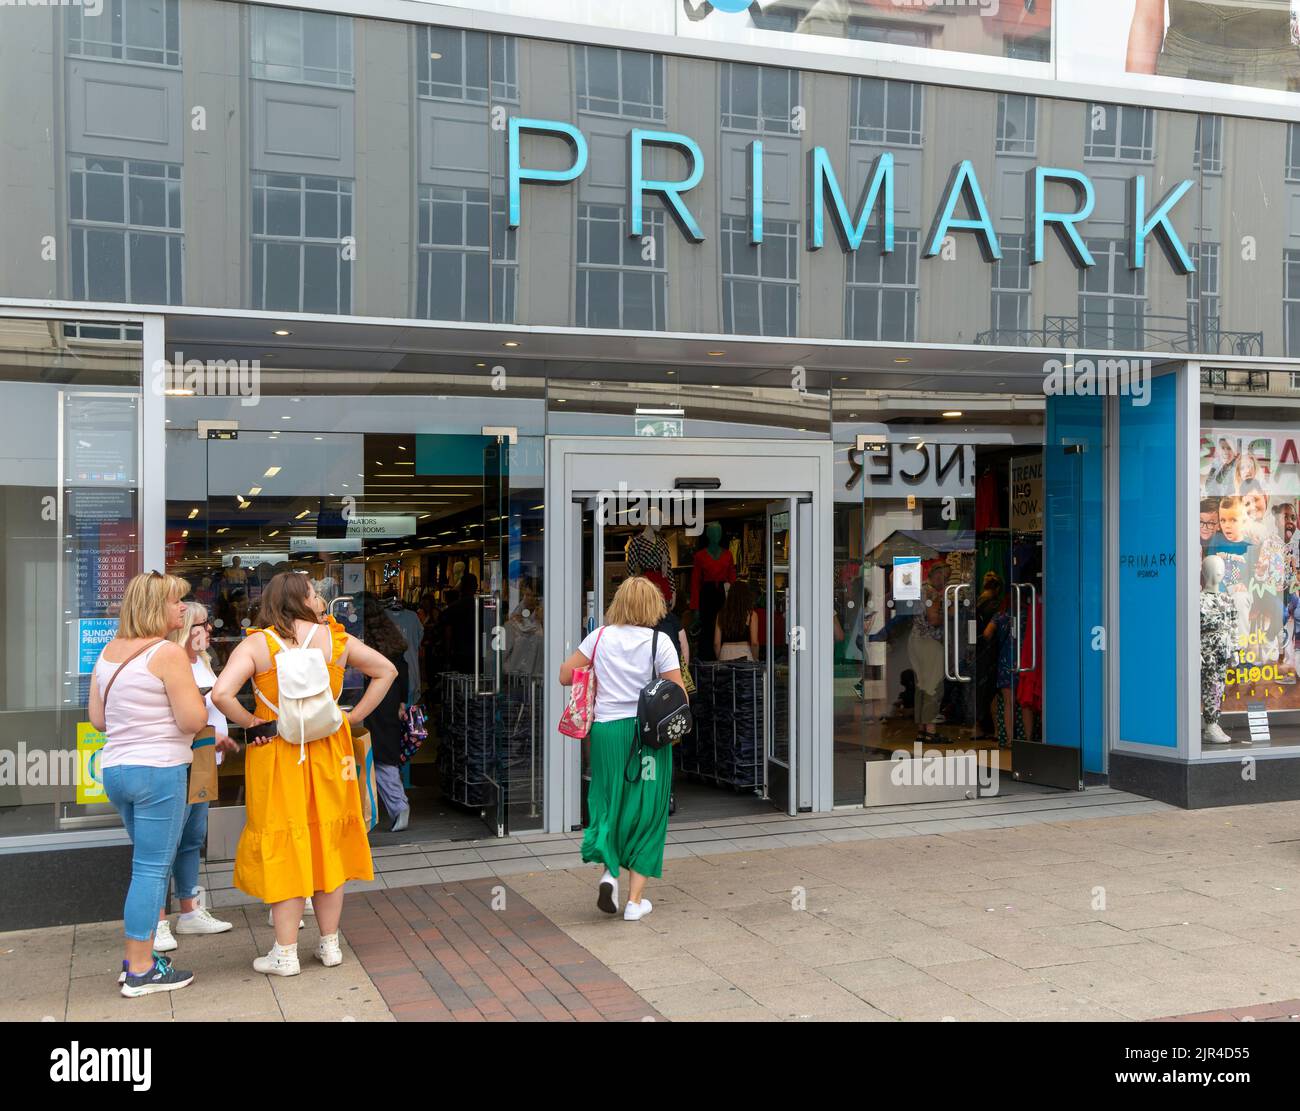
[1201,556,1241,746]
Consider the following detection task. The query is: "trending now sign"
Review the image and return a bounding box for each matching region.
[506,117,1197,275]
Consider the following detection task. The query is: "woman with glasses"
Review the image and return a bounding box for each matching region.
[141,601,240,954]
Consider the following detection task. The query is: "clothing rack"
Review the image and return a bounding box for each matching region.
[679,661,765,792]
[435,673,542,813]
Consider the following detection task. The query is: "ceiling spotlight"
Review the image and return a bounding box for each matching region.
[943,411,963,418]
[273,329,292,336]
[503,341,520,348]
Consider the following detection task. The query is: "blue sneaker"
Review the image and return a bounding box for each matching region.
[119,953,194,998]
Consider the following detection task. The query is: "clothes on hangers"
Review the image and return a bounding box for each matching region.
[385,602,424,704]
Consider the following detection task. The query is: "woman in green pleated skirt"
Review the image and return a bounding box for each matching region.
[561,577,685,921]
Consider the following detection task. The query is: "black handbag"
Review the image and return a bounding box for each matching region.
[623,630,693,783]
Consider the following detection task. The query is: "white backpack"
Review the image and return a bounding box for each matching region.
[255,623,343,764]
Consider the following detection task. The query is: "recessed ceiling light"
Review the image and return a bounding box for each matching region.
[248,486,263,496]
[188,508,199,520]
[503,341,520,348]
[274,329,292,336]
[264,466,281,477]
[943,411,963,418]
[894,358,911,365]
[429,51,442,60]
[839,377,849,382]
[295,510,310,520]
[280,415,291,420]
[707,351,725,357]
[164,388,195,397]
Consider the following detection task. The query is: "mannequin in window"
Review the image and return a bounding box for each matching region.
[691,521,737,661]
[626,507,673,606]
[1201,555,1240,745]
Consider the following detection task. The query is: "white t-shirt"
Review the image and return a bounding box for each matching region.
[577,624,681,722]
[192,657,229,765]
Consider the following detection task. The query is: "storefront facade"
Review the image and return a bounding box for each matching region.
[2,0,1300,928]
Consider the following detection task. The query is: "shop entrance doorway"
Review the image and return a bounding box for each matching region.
[574,494,797,823]
[166,412,547,846]
[546,438,832,832]
[835,437,1087,805]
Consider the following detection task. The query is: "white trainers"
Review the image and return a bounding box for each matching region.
[253,943,300,977]
[153,919,178,952]
[623,898,653,922]
[268,907,306,928]
[316,932,343,967]
[175,906,233,935]
[597,869,619,915]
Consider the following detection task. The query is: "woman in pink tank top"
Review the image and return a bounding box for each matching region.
[89,572,209,998]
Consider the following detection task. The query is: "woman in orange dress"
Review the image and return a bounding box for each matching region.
[213,572,397,976]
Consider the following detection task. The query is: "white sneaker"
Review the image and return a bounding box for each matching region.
[153,919,178,952]
[597,869,619,915]
[1203,721,1232,744]
[623,898,653,922]
[316,932,343,967]
[268,907,305,928]
[175,906,233,935]
[253,943,300,977]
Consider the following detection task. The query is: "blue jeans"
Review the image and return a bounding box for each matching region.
[103,764,188,941]
[172,801,208,902]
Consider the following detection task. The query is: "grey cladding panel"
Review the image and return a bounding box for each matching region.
[66,60,182,161]
[419,100,491,180]
[252,81,354,176]
[722,133,797,215]
[851,146,920,221]
[1089,170,1129,228]
[995,161,1029,226]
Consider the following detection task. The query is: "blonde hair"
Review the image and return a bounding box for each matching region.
[117,572,190,639]
[169,600,210,668]
[605,576,667,629]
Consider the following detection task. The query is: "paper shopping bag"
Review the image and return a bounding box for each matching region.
[188,727,218,805]
[350,726,379,832]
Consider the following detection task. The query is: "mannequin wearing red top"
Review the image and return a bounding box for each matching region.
[692,522,736,661]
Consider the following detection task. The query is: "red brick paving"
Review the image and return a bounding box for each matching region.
[1156,1000,1300,1022]
[340,879,662,1022]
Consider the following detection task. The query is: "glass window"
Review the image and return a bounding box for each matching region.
[1194,115,1223,175]
[845,228,919,342]
[721,64,799,134]
[251,8,353,88]
[851,78,923,146]
[251,173,353,314]
[0,317,143,840]
[1197,400,1300,752]
[66,0,181,67]
[1084,103,1154,162]
[721,215,798,337]
[69,157,183,305]
[1188,243,1221,349]
[418,27,517,103]
[1288,124,1300,183]
[163,370,548,833]
[996,94,1037,156]
[988,233,1031,344]
[1080,238,1147,350]
[576,46,665,120]
[416,185,516,323]
[576,204,667,330]
[1286,250,1300,358]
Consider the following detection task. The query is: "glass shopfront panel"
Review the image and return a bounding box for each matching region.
[0,316,143,838]
[164,366,547,835]
[1197,380,1300,751]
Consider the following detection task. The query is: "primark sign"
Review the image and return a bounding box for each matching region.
[508,118,1197,275]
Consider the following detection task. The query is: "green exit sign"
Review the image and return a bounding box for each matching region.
[635,417,684,437]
